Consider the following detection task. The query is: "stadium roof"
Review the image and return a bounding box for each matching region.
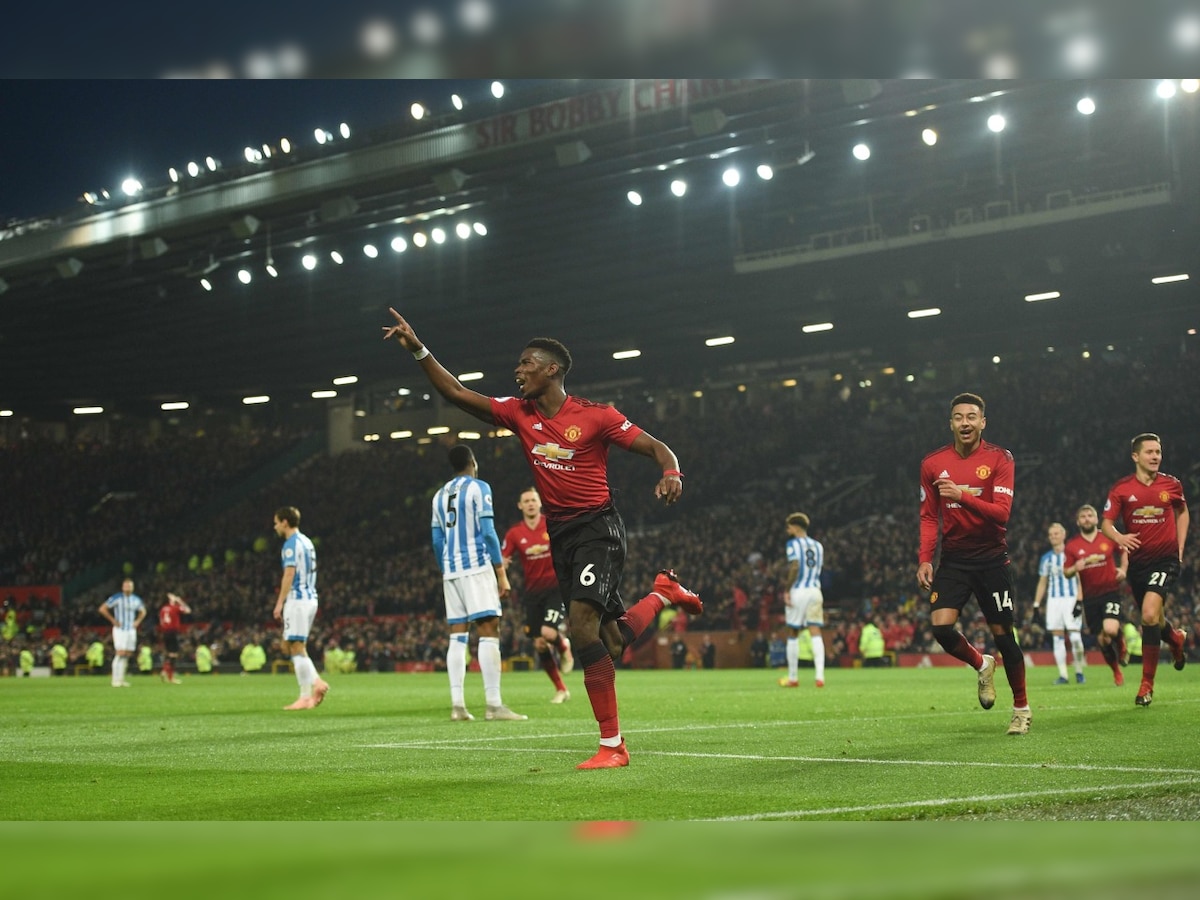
[1,78,1196,423]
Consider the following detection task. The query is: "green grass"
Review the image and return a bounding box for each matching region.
[5,666,1200,897]
[4,664,1200,822]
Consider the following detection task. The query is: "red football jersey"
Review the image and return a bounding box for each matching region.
[919,440,1014,564]
[502,515,558,591]
[1103,471,1187,562]
[158,602,184,632]
[490,394,643,519]
[1063,532,1123,597]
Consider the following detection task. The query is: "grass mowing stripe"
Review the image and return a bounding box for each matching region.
[4,665,1198,821]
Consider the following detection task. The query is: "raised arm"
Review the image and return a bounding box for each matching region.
[382,307,494,423]
[1177,503,1189,562]
[168,592,192,615]
[627,431,684,505]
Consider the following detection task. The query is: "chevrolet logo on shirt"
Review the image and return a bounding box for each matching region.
[533,442,576,462]
[1132,505,1164,518]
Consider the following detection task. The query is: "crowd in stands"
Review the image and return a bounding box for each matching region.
[4,343,1199,675]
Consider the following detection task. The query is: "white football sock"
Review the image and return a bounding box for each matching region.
[1070,632,1085,674]
[447,634,468,707]
[1053,635,1068,678]
[478,636,503,707]
[811,634,826,682]
[292,655,313,697]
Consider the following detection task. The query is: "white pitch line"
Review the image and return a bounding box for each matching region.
[363,694,1200,750]
[362,740,1200,777]
[703,776,1200,821]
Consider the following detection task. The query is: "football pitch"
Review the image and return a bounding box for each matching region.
[4,665,1200,898]
[4,664,1200,821]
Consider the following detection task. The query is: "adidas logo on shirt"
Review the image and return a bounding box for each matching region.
[938,470,950,479]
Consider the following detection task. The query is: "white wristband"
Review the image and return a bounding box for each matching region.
[412,346,430,361]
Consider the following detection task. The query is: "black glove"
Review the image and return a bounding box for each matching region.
[1072,600,1083,618]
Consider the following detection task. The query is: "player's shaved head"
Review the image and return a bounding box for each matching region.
[526,338,572,376]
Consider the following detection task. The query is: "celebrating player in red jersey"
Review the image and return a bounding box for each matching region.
[383,308,703,769]
[1063,504,1129,686]
[917,392,1030,735]
[502,487,575,703]
[158,591,191,684]
[1101,433,1189,707]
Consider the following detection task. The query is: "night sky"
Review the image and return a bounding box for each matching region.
[2,79,453,221]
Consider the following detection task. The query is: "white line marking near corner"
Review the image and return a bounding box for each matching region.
[702,777,1200,820]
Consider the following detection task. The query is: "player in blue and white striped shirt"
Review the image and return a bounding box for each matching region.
[432,444,525,722]
[781,512,827,689]
[97,578,146,687]
[1033,522,1085,685]
[273,505,330,710]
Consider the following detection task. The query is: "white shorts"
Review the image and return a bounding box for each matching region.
[1045,594,1082,633]
[443,569,502,625]
[112,627,137,653]
[282,598,318,642]
[786,586,825,629]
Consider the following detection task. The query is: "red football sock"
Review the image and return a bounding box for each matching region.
[539,648,565,691]
[1103,641,1121,674]
[1142,644,1160,684]
[940,631,984,669]
[617,592,665,644]
[993,632,1027,708]
[580,642,619,740]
